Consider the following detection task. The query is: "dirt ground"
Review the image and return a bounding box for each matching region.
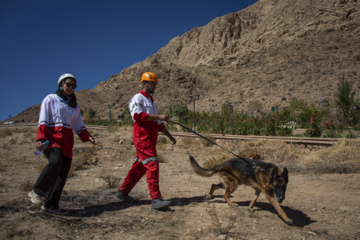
[0,126,359,240]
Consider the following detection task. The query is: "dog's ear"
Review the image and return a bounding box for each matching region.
[282,167,289,182]
[271,167,279,182]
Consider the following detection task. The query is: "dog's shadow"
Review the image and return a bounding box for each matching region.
[61,194,313,227]
[171,194,315,227]
[238,200,314,227]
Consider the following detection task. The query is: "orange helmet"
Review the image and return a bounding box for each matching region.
[141,72,158,82]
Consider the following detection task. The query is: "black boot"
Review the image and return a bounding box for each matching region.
[116,190,134,202]
[151,198,170,210]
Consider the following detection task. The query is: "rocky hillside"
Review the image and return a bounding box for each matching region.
[13,0,360,122]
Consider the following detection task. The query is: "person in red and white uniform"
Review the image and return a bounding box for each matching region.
[28,73,97,213]
[116,72,176,210]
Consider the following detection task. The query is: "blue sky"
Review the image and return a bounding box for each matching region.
[0,0,257,122]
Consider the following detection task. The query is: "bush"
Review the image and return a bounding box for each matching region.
[305,116,323,137]
[166,103,191,123]
[335,74,357,125]
[322,120,341,138]
[84,93,359,139]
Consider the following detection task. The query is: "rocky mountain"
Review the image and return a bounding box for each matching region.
[13,0,360,122]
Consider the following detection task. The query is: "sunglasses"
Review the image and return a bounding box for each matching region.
[65,82,77,89]
[147,81,157,86]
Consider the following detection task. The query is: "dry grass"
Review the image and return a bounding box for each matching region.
[105,134,121,144]
[0,128,36,151]
[0,127,36,137]
[70,147,98,176]
[106,125,119,133]
[23,131,35,139]
[101,175,121,188]
[9,137,17,144]
[203,153,230,169]
[199,135,215,147]
[206,203,238,236]
[0,128,13,138]
[156,137,168,149]
[90,130,101,138]
[157,154,167,163]
[317,139,360,162]
[120,125,134,131]
[180,137,198,149]
[302,139,360,174]
[0,153,19,164]
[201,138,360,174]
[238,149,261,160]
[2,137,17,149]
[202,139,299,169]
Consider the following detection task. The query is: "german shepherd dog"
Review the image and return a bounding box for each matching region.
[189,155,293,224]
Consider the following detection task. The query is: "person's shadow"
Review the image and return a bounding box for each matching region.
[63,199,152,217]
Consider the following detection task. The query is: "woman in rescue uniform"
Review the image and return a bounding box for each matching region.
[28,73,97,213]
[116,72,176,210]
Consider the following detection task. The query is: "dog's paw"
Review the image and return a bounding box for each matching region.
[227,202,238,207]
[205,195,213,200]
[248,208,256,213]
[286,219,294,225]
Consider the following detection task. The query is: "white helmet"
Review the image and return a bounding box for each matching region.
[58,73,76,88]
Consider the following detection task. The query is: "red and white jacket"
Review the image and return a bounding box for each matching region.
[36,93,92,158]
[129,90,165,152]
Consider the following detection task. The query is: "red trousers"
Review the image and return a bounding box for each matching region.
[120,121,162,200]
[120,160,161,200]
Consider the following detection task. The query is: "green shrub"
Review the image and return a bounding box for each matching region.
[305,116,323,137]
[335,74,357,125]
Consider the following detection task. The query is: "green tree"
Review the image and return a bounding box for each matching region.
[335,74,356,124]
[166,103,190,123]
[221,101,233,117]
[88,108,97,120]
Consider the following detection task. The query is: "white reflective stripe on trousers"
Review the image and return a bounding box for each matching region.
[134,157,158,165]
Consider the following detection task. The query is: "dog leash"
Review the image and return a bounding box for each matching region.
[167,119,254,166]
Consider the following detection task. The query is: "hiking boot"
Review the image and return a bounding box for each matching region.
[151,198,170,210]
[116,189,134,202]
[41,205,61,214]
[28,190,43,204]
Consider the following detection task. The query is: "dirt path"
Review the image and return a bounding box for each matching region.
[0,128,359,239]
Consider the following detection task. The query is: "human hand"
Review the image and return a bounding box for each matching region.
[89,137,97,145]
[170,136,176,145]
[35,141,44,151]
[158,115,170,121]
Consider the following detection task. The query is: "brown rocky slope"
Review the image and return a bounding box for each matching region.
[13,0,360,122]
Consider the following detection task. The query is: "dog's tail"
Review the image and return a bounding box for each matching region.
[189,155,217,177]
